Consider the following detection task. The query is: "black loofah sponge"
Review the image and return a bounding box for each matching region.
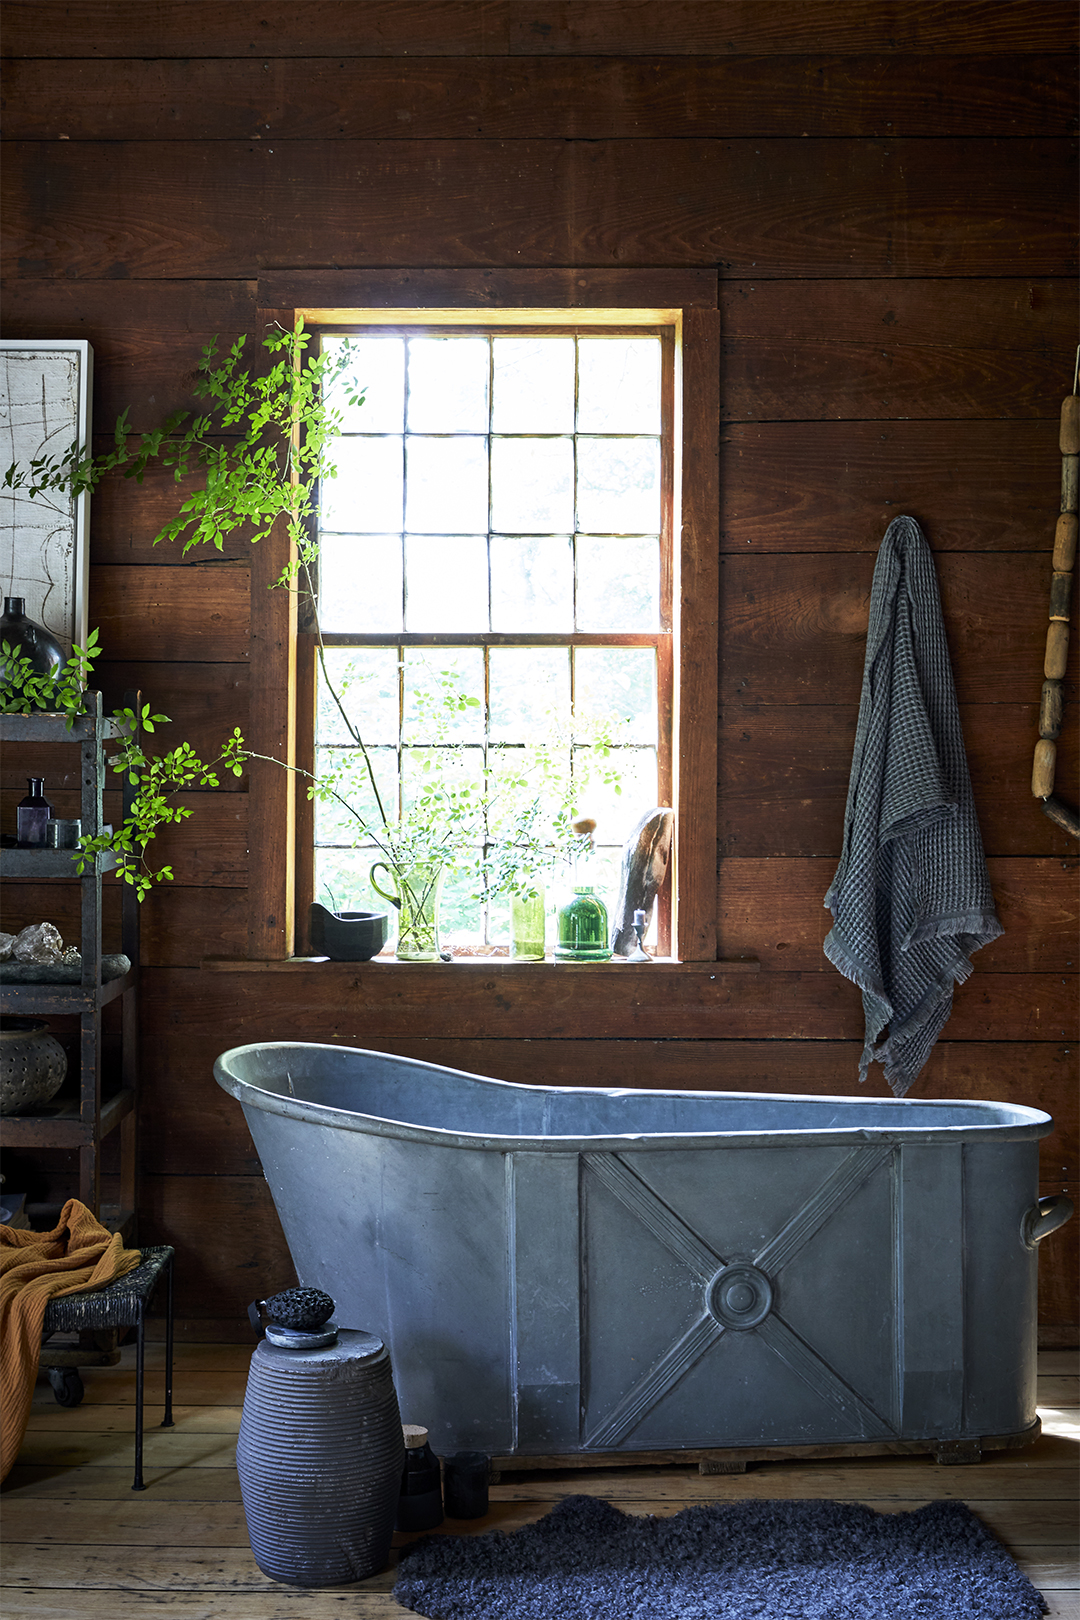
[262,1287,335,1330]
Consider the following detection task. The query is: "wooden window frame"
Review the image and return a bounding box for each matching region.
[248,270,719,965]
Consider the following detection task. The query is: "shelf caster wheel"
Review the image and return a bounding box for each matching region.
[47,1366,84,1408]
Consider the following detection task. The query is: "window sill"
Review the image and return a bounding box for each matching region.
[201,957,759,974]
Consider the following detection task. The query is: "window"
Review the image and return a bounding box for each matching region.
[246,270,717,965]
[308,319,674,954]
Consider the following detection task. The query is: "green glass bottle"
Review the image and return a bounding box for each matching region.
[553,885,611,963]
[510,886,546,961]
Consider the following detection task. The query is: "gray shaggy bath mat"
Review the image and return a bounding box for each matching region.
[393,1494,1047,1619]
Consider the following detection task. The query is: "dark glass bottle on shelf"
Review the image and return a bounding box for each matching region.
[0,597,66,681]
[17,779,52,848]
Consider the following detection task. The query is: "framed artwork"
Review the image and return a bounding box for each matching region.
[0,339,93,653]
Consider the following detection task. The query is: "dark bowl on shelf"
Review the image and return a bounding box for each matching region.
[309,904,389,962]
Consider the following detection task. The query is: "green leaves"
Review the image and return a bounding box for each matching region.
[80,724,252,895]
[3,320,353,562]
[0,628,103,724]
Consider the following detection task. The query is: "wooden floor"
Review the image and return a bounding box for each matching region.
[2,1344,1077,1618]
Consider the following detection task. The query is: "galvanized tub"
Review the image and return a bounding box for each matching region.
[214,1042,1071,1463]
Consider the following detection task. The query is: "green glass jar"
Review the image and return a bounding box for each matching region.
[510,887,546,961]
[553,886,612,963]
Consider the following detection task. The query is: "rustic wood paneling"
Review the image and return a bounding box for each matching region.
[676,308,721,959]
[245,500,297,960]
[5,55,1073,142]
[719,552,1078,706]
[93,664,251,771]
[260,264,719,310]
[3,1,1073,58]
[721,279,1075,421]
[717,857,1079,973]
[0,883,247,967]
[0,280,258,426]
[720,421,1065,553]
[718,704,1080,858]
[149,961,1075,1044]
[89,564,251,663]
[139,1172,296,1328]
[0,789,247,886]
[499,2,1080,57]
[89,464,256,565]
[0,671,254,794]
[4,140,1073,282]
[0,884,127,957]
[145,795,249,888]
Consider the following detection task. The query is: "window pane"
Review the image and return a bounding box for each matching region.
[407,336,489,432]
[491,437,574,532]
[323,436,403,532]
[490,535,573,631]
[319,534,402,632]
[439,864,484,950]
[487,742,573,832]
[405,436,488,533]
[406,535,488,632]
[324,335,405,433]
[575,647,657,743]
[317,648,399,746]
[315,844,385,918]
[577,337,661,433]
[576,534,659,631]
[402,746,487,838]
[577,437,660,533]
[492,337,574,432]
[402,650,485,743]
[314,747,398,841]
[573,745,659,847]
[489,647,571,740]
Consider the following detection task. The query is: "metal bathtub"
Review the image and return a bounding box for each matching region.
[214,1041,1071,1463]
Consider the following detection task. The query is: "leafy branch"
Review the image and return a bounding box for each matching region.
[2,324,359,559]
[76,725,249,900]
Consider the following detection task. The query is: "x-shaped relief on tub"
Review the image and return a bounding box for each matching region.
[581,1146,898,1450]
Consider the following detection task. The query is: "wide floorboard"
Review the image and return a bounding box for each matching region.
[3,1346,1077,1619]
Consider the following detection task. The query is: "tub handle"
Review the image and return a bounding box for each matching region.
[1021,1194,1074,1248]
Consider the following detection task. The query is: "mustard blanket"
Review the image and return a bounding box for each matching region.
[1,1200,140,1479]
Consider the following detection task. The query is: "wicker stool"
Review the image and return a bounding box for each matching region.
[41,1244,175,1490]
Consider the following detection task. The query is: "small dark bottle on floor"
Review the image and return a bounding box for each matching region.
[444,1451,489,1519]
[396,1424,443,1531]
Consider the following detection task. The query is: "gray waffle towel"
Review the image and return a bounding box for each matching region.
[824,516,1002,1096]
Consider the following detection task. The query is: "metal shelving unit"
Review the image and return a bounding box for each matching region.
[1,693,139,1234]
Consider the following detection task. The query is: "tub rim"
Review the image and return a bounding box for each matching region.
[213,1040,1054,1154]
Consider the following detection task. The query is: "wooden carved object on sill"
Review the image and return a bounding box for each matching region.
[610,807,675,956]
[1031,353,1079,841]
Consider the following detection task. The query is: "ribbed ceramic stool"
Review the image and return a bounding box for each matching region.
[236,1327,404,1586]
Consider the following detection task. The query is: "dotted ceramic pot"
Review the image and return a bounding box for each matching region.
[0,1016,67,1115]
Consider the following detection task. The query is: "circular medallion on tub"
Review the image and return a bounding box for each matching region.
[706,1263,773,1329]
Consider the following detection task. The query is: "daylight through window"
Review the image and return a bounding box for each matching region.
[309,323,673,954]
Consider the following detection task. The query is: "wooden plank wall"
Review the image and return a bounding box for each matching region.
[1,1,1077,1341]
